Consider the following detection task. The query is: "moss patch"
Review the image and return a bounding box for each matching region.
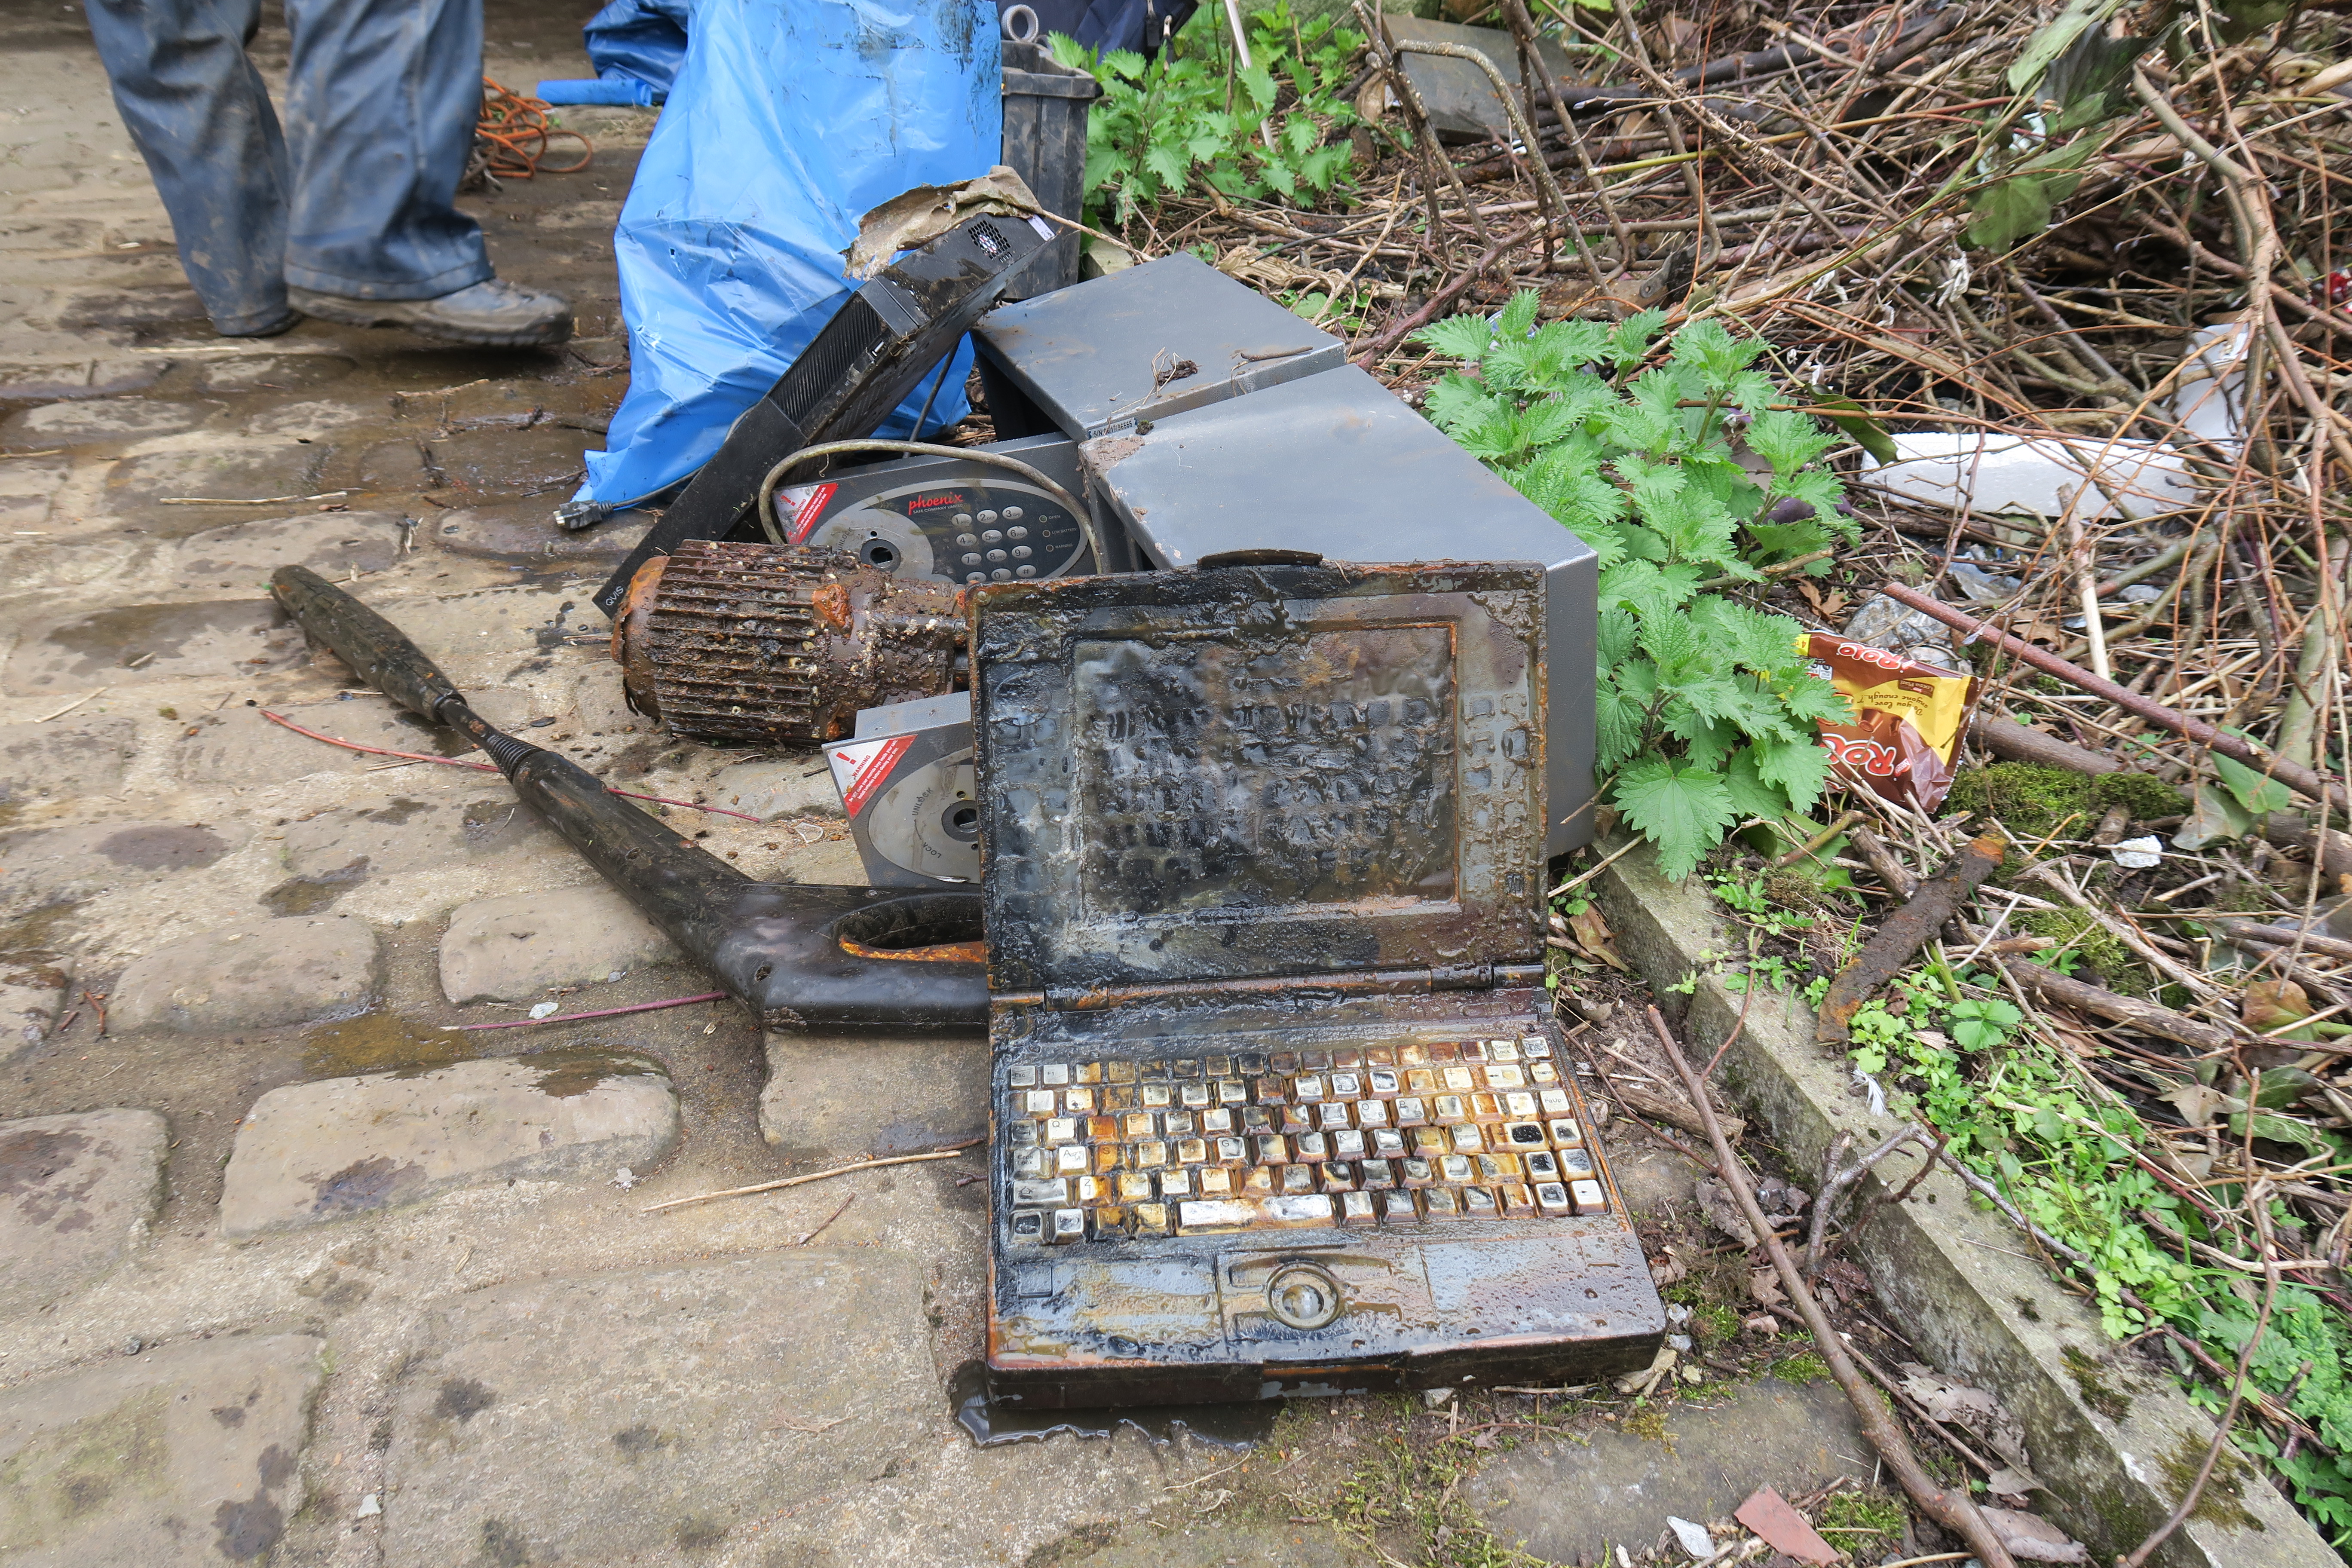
[2157,1428,2265,1532]
[2093,771,2189,819]
[2022,911,2151,996]
[1772,1351,1834,1385]
[1816,1488,1908,1556]
[2063,1346,2132,1422]
[1948,763,2097,839]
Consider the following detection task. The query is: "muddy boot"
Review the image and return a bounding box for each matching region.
[287,279,573,347]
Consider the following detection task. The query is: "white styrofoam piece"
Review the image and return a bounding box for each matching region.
[2164,320,2250,450]
[1859,431,2195,519]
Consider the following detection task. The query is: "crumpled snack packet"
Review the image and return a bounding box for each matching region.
[1799,631,1979,813]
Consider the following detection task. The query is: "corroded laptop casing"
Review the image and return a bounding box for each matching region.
[972,560,1666,1410]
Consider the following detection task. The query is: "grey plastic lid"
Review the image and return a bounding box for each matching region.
[971,253,1346,438]
[972,559,1546,995]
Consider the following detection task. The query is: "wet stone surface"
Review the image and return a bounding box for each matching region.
[0,1335,323,1565]
[6,598,305,691]
[438,882,682,1004]
[0,714,138,812]
[0,949,74,1063]
[218,1049,679,1236]
[0,1109,165,1314]
[110,913,383,1034]
[1465,1373,1876,1564]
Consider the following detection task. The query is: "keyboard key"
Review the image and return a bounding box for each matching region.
[1475,1153,1514,1181]
[1442,1066,1476,1092]
[1523,1037,1553,1060]
[1393,1096,1428,1126]
[1241,1106,1274,1134]
[1338,1190,1375,1224]
[1090,1144,1119,1175]
[1121,1111,1156,1139]
[1105,1060,1137,1083]
[1503,1091,1539,1118]
[1369,1128,1407,1160]
[1550,1119,1585,1147]
[1141,1083,1173,1109]
[1050,1208,1086,1242]
[1558,1149,1596,1177]
[1378,1190,1420,1223]
[1571,1178,1608,1213]
[1452,1125,1485,1154]
[1534,1182,1573,1216]
[1538,1088,1572,1114]
[1331,1071,1362,1097]
[1252,1134,1288,1164]
[1255,1078,1287,1105]
[1331,1129,1366,1160]
[1238,1052,1269,1074]
[1055,1145,1087,1176]
[1133,1201,1170,1236]
[1044,1117,1078,1145]
[1087,1207,1125,1241]
[1525,1151,1560,1181]
[1160,1168,1192,1198]
[1240,1166,1274,1195]
[1409,1128,1448,1158]
[1503,1121,1549,1148]
[1176,1194,1334,1232]
[1488,1039,1521,1063]
[1484,1063,1526,1089]
[1213,1136,1245,1164]
[1404,1069,1437,1095]
[1365,1046,1396,1067]
[1008,1120,1038,1148]
[1216,1080,1246,1106]
[1430,1043,1459,1064]
[1335,1047,1363,1069]
[1301,1049,1330,1071]
[1023,1090,1056,1115]
[1529,1061,1560,1085]
[1293,1132,1329,1163]
[1439,1154,1473,1184]
[1198,1166,1233,1196]
[1431,1095,1467,1124]
[1179,1082,1210,1109]
[1176,1137,1208,1165]
[1400,1158,1435,1188]
[1204,1054,1232,1076]
[1359,1159,1395,1189]
[1498,1182,1534,1215]
[1277,1105,1314,1135]
[1279,1165,1315,1196]
[1116,1172,1154,1203]
[1133,1139,1167,1169]
[1398,1043,1429,1066]
[1173,1058,1202,1078]
[1320,1162,1356,1192]
[1102,1085,1136,1111]
[1269,1052,1298,1074]
[1041,1063,1069,1086]
[1013,1178,1069,1206]
[1074,1061,1102,1084]
[1356,1099,1391,1128]
[1368,1069,1399,1095]
[1164,1111,1196,1138]
[1201,1107,1233,1134]
[1316,1102,1352,1131]
[1463,1185,1499,1218]
[1014,1149,1048,1180]
[1072,1176,1102,1205]
[1293,1075,1326,1102]
[1470,1093,1502,1120]
[1010,1210,1045,1243]
[1426,1188,1463,1219]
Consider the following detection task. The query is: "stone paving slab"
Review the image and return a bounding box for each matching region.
[0,951,74,1064]
[110,913,382,1035]
[0,1109,164,1315]
[0,1333,322,1565]
[6,599,305,693]
[1464,1374,1873,1564]
[438,882,680,1004]
[218,1048,680,1236]
[1,396,221,444]
[169,690,537,787]
[0,714,136,811]
[379,1249,933,1568]
[172,511,409,589]
[711,757,845,821]
[0,821,239,910]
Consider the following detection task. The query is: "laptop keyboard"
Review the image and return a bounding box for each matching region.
[1001,1036,1608,1243]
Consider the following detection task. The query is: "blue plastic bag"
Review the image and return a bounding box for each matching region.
[580,0,693,101]
[577,0,1002,511]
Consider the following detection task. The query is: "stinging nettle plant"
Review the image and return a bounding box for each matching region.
[1415,292,1859,879]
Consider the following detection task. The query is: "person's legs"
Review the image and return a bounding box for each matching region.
[278,0,491,298]
[82,0,295,336]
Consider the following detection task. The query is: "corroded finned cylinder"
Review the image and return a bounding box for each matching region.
[613,539,966,745]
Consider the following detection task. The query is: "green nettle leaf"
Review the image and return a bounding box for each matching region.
[1596,679,1649,769]
[1142,143,1188,190]
[1599,559,1700,621]
[1608,309,1669,371]
[1967,176,2054,252]
[1101,46,1150,82]
[1596,607,1640,669]
[1496,288,1542,343]
[1413,315,1498,363]
[1746,408,1838,475]
[1752,735,1835,813]
[1615,757,1739,881]
[1724,745,1795,818]
[1421,372,1499,433]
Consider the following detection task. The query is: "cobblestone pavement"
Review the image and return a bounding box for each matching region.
[0,7,1876,1566]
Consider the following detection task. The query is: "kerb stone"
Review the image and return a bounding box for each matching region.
[438,882,679,1004]
[0,1334,323,1565]
[0,1108,165,1314]
[110,914,382,1034]
[217,1048,680,1236]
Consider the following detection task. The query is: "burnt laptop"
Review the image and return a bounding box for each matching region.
[974,552,1665,1409]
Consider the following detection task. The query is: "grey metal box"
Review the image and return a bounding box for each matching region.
[1076,365,1599,857]
[972,252,1347,438]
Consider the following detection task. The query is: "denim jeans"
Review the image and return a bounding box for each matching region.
[83,0,495,333]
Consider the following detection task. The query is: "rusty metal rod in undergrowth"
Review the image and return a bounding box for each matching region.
[1876,582,2352,815]
[1815,831,2006,1047]
[1645,1005,2020,1568]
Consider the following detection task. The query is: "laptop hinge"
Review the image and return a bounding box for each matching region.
[1026,960,1544,1011]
